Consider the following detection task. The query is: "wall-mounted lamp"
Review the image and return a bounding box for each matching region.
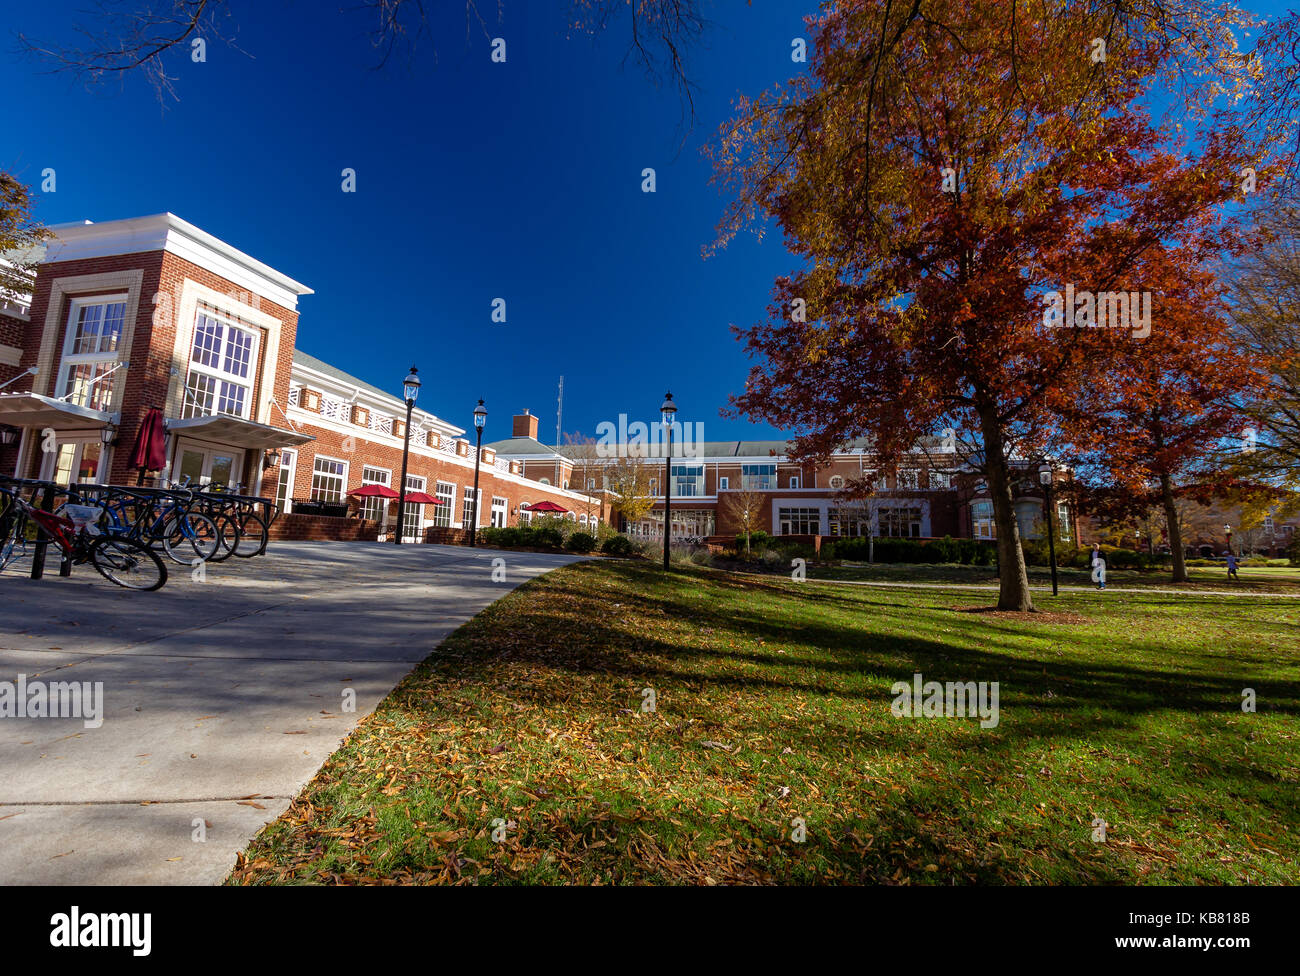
[0,425,19,447]
[265,449,281,466]
[100,421,118,446]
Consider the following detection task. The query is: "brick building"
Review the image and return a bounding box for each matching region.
[486,431,1082,547]
[0,214,608,542]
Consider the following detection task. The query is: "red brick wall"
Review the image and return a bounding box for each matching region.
[274,417,610,531]
[268,513,381,542]
[16,250,300,486]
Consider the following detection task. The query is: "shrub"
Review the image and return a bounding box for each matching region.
[532,526,563,549]
[567,531,596,553]
[601,535,635,557]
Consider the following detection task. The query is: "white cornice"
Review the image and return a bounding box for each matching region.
[41,214,314,312]
[290,362,465,437]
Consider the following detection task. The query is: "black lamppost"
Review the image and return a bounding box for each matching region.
[394,366,420,545]
[470,399,487,547]
[660,391,676,571]
[1039,461,1059,596]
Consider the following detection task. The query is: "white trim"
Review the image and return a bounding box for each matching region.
[44,214,313,311]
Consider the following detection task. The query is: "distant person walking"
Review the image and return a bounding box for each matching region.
[1091,543,1107,590]
[1225,551,1239,581]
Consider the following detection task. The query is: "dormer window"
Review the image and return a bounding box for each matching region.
[57,296,127,411]
[181,305,259,419]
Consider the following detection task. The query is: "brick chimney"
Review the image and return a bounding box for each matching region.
[512,409,539,439]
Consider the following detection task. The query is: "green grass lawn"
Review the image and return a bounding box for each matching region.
[805,560,1300,593]
[229,561,1299,885]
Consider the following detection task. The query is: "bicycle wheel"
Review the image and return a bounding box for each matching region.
[234,512,269,557]
[90,536,168,590]
[0,507,29,570]
[160,512,220,564]
[208,512,239,562]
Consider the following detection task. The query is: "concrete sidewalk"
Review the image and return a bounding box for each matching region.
[0,542,587,885]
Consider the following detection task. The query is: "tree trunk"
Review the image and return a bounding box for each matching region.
[977,403,1034,611]
[1160,474,1188,583]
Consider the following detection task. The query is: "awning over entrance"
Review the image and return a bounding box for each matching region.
[0,392,115,430]
[165,414,315,450]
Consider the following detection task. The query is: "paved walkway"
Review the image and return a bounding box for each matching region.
[0,542,587,885]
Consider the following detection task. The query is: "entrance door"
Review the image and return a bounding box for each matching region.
[40,437,106,486]
[176,441,244,489]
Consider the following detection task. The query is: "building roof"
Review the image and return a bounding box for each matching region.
[484,433,956,459]
[292,349,463,436]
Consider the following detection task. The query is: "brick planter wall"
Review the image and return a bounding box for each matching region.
[269,514,381,542]
[424,526,470,545]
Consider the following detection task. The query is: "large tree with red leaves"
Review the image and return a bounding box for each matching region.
[709,0,1276,610]
[1062,249,1266,582]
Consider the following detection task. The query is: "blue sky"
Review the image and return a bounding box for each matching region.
[3,1,1292,443]
[4,0,814,443]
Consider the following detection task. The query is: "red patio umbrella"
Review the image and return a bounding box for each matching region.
[525,500,569,514]
[130,407,167,485]
[401,491,444,505]
[348,484,401,499]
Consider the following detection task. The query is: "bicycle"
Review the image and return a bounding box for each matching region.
[0,482,168,590]
[61,482,221,566]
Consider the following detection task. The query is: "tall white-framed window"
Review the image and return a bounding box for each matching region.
[311,455,348,502]
[360,466,391,522]
[403,474,426,541]
[879,507,922,538]
[433,481,455,527]
[491,496,508,528]
[741,463,776,491]
[182,305,260,419]
[929,470,953,490]
[649,477,659,496]
[899,469,920,491]
[57,295,128,411]
[719,476,730,491]
[1056,501,1071,541]
[275,449,298,512]
[671,464,705,497]
[789,475,801,490]
[463,485,479,527]
[971,500,995,539]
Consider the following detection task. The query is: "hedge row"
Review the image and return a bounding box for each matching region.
[825,535,997,565]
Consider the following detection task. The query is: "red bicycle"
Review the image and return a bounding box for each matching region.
[0,484,168,591]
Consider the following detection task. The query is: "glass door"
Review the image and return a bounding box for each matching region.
[274,449,297,512]
[40,437,105,486]
[175,441,244,489]
[402,475,425,543]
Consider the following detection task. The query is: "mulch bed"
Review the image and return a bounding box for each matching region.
[950,606,1092,624]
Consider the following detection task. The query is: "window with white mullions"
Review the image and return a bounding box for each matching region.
[778,507,820,535]
[182,305,259,420]
[462,485,479,528]
[491,497,508,528]
[360,466,391,522]
[403,475,426,541]
[879,507,922,538]
[433,481,454,528]
[311,456,347,502]
[57,296,127,411]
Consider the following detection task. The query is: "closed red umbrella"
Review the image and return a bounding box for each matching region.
[130,407,167,485]
[348,484,401,498]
